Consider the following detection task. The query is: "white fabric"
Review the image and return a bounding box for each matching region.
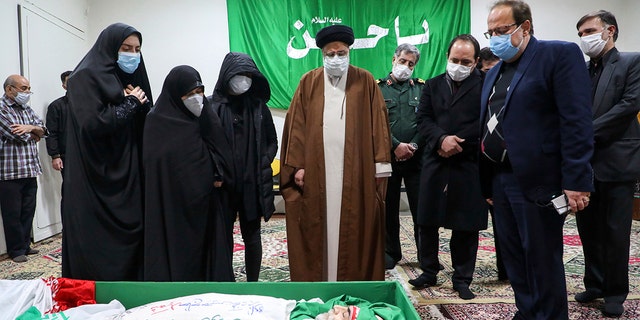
[375,162,392,178]
[41,300,125,319]
[0,279,52,320]
[114,292,296,320]
[323,69,347,282]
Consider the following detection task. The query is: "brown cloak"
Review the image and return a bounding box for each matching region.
[280,65,391,281]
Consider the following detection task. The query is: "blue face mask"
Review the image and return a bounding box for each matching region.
[489,24,522,61]
[117,52,141,74]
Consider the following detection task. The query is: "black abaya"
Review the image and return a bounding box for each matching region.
[143,65,234,281]
[62,23,152,280]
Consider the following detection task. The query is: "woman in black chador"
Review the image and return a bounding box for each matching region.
[143,65,234,281]
[209,52,278,281]
[62,23,152,280]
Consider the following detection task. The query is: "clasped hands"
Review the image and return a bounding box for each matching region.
[438,135,465,158]
[124,84,149,105]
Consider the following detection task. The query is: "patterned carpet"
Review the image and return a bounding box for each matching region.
[394,215,640,319]
[2,213,640,319]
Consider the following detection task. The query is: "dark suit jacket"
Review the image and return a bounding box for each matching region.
[417,69,488,230]
[479,37,594,203]
[590,49,640,182]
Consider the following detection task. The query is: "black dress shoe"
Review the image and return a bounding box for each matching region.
[408,273,436,289]
[438,263,444,270]
[12,255,27,263]
[27,248,39,255]
[575,290,603,303]
[455,286,476,300]
[385,255,400,270]
[603,301,624,317]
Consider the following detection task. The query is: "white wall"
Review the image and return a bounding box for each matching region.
[0,1,22,78]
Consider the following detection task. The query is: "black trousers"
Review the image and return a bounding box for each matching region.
[492,171,568,319]
[577,179,634,304]
[417,225,479,289]
[489,206,507,280]
[0,178,37,258]
[385,157,421,262]
[238,213,262,282]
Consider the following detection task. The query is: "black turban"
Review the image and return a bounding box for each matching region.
[315,25,355,49]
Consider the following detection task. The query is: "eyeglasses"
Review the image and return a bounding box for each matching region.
[484,23,518,39]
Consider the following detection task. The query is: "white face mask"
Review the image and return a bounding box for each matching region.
[14,91,32,106]
[183,93,204,117]
[228,75,252,95]
[323,55,349,77]
[392,63,413,82]
[446,62,473,82]
[580,31,608,58]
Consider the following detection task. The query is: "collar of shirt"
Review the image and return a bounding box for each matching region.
[0,94,28,109]
[1,94,16,108]
[386,74,414,88]
[590,46,617,70]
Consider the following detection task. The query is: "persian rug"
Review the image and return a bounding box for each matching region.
[395,215,640,305]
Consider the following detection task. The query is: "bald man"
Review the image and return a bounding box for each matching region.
[0,74,47,263]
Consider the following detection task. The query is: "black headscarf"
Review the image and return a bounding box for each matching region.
[143,65,234,281]
[62,23,152,281]
[212,52,270,102]
[71,22,153,106]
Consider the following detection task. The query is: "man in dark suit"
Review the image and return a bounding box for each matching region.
[409,34,488,300]
[574,10,640,318]
[480,1,594,319]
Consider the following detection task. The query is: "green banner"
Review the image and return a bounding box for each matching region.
[227,0,470,109]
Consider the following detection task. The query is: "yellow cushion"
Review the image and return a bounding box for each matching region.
[271,159,280,176]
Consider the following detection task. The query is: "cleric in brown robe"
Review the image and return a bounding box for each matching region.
[280,25,392,281]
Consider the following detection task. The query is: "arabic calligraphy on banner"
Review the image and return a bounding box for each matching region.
[287,17,428,59]
[228,0,470,109]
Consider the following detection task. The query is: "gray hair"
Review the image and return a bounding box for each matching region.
[394,43,420,63]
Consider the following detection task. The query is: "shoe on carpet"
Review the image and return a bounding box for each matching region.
[408,273,436,289]
[27,248,39,255]
[455,286,476,300]
[384,255,399,270]
[439,263,444,270]
[12,255,27,263]
[603,301,624,317]
[575,290,603,303]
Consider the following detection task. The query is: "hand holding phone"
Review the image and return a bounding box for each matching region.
[550,194,569,215]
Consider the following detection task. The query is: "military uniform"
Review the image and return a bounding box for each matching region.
[377,74,424,268]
